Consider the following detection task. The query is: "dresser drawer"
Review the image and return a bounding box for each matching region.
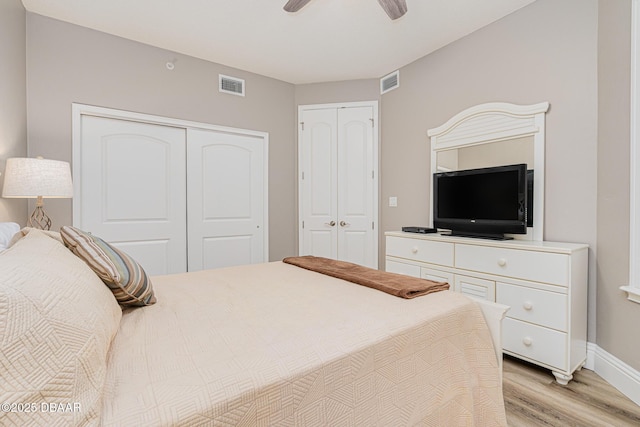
[421,267,454,285]
[503,317,567,370]
[455,275,495,301]
[385,259,421,278]
[386,236,454,266]
[456,244,569,285]
[497,282,567,331]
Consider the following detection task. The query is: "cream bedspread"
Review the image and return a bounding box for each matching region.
[101,261,506,426]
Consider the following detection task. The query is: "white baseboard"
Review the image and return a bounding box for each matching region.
[586,342,640,406]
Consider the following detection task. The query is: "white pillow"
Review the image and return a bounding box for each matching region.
[6,226,64,248]
[0,221,20,251]
[0,228,122,426]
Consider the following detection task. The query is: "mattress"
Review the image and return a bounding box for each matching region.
[101,261,506,426]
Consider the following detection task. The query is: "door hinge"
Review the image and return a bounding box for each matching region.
[302,221,305,229]
[301,171,305,180]
[372,170,374,179]
[370,118,374,127]
[300,122,305,131]
[372,222,375,230]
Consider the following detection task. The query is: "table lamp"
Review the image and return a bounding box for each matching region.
[1,157,73,230]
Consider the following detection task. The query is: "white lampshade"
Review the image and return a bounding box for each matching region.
[2,157,73,199]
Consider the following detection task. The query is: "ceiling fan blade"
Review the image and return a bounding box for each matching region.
[377,0,408,20]
[283,0,313,13]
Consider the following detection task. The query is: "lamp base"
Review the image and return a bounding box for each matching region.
[28,199,52,231]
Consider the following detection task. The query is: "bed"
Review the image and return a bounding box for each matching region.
[1,227,507,426]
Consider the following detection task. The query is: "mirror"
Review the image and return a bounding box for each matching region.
[435,137,534,172]
[428,102,549,241]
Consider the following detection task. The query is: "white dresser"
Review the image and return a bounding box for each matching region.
[385,231,589,384]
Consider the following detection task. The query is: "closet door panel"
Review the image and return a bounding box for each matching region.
[299,109,338,259]
[187,129,265,271]
[201,236,253,270]
[78,116,187,275]
[337,107,375,268]
[342,231,369,267]
[114,240,173,276]
[103,139,169,219]
[201,144,252,219]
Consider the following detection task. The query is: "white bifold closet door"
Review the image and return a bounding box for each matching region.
[77,114,266,275]
[79,116,188,275]
[186,129,265,271]
[299,105,377,268]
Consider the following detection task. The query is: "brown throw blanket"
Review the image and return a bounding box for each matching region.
[283,256,449,299]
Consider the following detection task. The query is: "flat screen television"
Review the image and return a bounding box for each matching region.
[433,163,528,240]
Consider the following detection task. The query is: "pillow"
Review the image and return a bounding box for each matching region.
[6,226,64,248]
[0,221,20,250]
[0,228,122,426]
[60,226,156,307]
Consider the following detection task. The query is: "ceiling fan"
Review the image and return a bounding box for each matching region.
[284,0,408,20]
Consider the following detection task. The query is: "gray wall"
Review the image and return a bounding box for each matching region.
[25,13,297,261]
[597,0,639,371]
[379,0,599,341]
[295,80,380,106]
[0,0,27,223]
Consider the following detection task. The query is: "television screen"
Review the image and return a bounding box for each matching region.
[527,169,534,227]
[433,163,527,239]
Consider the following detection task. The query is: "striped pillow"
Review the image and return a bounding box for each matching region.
[60,226,156,306]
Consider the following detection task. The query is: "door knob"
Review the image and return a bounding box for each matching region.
[325,221,336,227]
[340,221,350,227]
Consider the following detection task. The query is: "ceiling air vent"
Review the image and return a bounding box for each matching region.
[219,74,245,97]
[380,70,400,95]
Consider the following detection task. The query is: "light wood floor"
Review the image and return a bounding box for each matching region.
[503,356,640,426]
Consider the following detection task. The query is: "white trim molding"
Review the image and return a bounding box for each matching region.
[620,285,640,303]
[624,0,640,304]
[586,343,640,407]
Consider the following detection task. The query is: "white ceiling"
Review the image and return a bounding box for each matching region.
[21,0,537,84]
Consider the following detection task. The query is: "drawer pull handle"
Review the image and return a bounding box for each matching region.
[523,337,533,346]
[411,246,419,254]
[497,258,507,267]
[523,301,533,311]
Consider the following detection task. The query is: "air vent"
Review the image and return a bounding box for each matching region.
[219,74,245,96]
[380,70,400,94]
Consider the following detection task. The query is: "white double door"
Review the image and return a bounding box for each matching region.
[299,103,378,268]
[74,109,267,276]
